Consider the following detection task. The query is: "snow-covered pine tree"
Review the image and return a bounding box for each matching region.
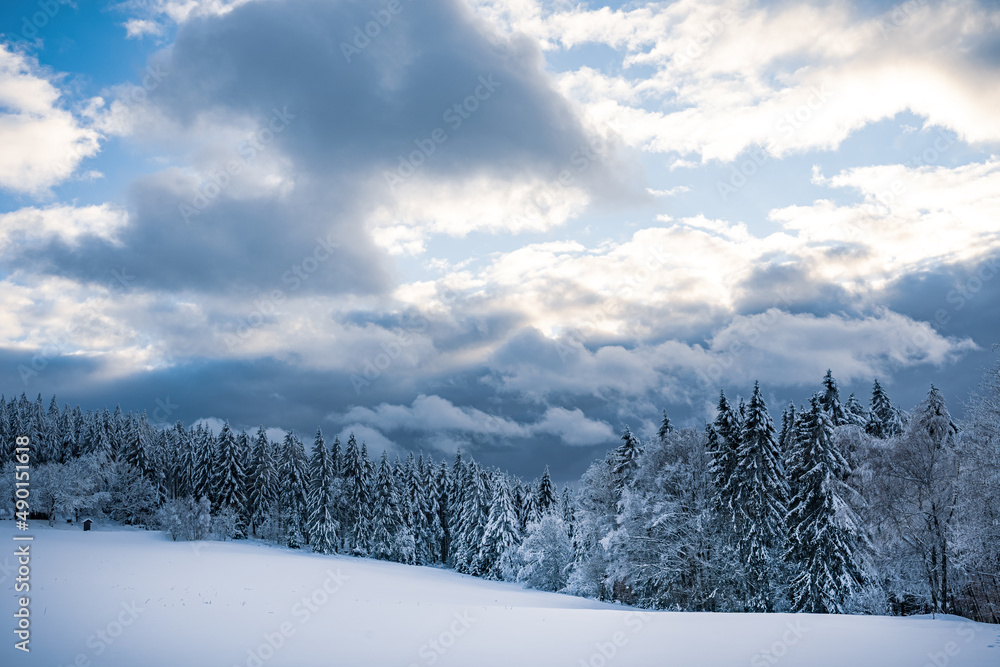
[279,431,310,548]
[237,428,252,480]
[109,404,125,458]
[94,408,115,463]
[845,393,868,427]
[866,379,902,439]
[731,381,788,612]
[329,436,348,548]
[30,394,48,463]
[343,434,373,554]
[193,425,216,503]
[59,405,79,462]
[50,400,66,462]
[369,452,412,562]
[160,422,183,499]
[400,453,430,564]
[355,442,376,553]
[453,460,490,574]
[561,485,576,546]
[449,458,472,570]
[657,410,674,443]
[0,397,7,459]
[307,428,339,554]
[820,370,850,427]
[522,482,541,527]
[420,455,445,563]
[212,421,247,530]
[330,436,343,476]
[785,395,864,613]
[477,472,522,581]
[121,412,152,478]
[71,405,86,453]
[536,466,556,515]
[148,428,170,501]
[172,424,196,499]
[708,391,741,517]
[513,483,526,531]
[436,460,452,562]
[42,395,60,462]
[0,397,12,462]
[778,402,796,458]
[612,426,642,491]
[247,426,279,536]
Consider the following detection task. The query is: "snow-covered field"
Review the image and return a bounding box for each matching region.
[1,521,997,667]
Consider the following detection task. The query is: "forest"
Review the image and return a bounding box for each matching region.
[2,360,999,625]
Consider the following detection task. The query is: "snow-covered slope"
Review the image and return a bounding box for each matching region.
[1,521,997,666]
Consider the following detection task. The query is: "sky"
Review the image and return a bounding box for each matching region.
[1,0,998,481]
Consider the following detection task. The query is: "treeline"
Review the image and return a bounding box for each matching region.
[0,393,560,580]
[568,369,1000,624]
[1,359,998,623]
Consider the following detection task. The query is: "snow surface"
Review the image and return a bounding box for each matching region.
[1,521,998,667]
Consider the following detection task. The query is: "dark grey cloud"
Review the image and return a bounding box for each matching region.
[732,258,856,318]
[12,0,619,297]
[25,176,386,295]
[870,250,1000,411]
[152,0,595,179]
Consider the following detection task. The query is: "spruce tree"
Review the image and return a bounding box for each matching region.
[307,428,339,554]
[122,412,152,477]
[174,424,196,499]
[247,426,278,535]
[866,379,902,439]
[436,460,452,562]
[820,370,849,427]
[110,404,125,458]
[193,426,216,503]
[57,402,73,461]
[785,396,864,613]
[212,421,248,527]
[708,391,741,517]
[561,485,576,546]
[0,397,11,462]
[657,410,674,442]
[330,436,343,476]
[731,382,788,611]
[521,484,541,527]
[94,408,115,463]
[279,431,310,548]
[343,434,373,554]
[477,473,522,580]
[32,394,49,463]
[369,453,409,562]
[778,402,796,457]
[612,426,642,490]
[453,461,490,574]
[401,453,431,564]
[419,455,445,563]
[513,483,527,532]
[536,466,556,515]
[845,393,868,427]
